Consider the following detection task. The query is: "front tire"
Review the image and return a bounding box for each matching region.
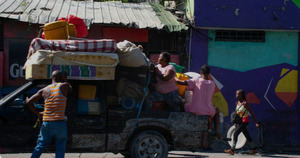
[130,130,168,158]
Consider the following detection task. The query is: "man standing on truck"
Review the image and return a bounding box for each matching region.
[26,70,72,158]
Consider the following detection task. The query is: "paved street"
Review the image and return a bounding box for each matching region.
[1,151,300,158]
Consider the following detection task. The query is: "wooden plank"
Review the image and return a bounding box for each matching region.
[77,1,85,20]
[48,0,64,22]
[13,0,34,20]
[0,0,8,8]
[130,3,147,28]
[85,1,94,26]
[93,1,103,23]
[0,0,15,16]
[39,0,57,24]
[68,0,78,17]
[20,0,40,22]
[123,2,137,27]
[29,0,49,23]
[101,2,111,24]
[58,0,71,19]
[115,2,129,26]
[1,0,23,19]
[141,2,162,29]
[107,1,120,24]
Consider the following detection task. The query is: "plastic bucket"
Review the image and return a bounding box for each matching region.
[176,73,189,96]
[43,21,69,40]
[68,23,77,37]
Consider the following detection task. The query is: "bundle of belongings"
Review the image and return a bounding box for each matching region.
[115,40,150,110]
[24,38,118,80]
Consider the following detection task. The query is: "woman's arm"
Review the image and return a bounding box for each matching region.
[244,102,260,127]
[156,67,175,81]
[175,77,188,85]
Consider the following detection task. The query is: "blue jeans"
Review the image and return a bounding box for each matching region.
[145,90,181,112]
[31,121,67,158]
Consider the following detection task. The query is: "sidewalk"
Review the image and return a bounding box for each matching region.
[1,151,300,158]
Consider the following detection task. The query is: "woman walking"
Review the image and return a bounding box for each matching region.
[225,89,260,155]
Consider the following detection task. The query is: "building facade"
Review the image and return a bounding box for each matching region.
[187,0,300,148]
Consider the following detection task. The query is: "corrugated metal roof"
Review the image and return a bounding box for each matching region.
[0,0,186,31]
[150,3,187,32]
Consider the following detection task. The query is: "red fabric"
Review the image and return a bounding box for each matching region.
[243,116,249,123]
[29,38,116,53]
[66,15,88,38]
[57,15,88,38]
[41,32,45,39]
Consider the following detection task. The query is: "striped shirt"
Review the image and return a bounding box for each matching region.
[43,83,67,121]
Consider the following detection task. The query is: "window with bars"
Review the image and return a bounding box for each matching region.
[215,30,265,42]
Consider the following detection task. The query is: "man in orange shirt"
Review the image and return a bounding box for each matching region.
[26,71,72,158]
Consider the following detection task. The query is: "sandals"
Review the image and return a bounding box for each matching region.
[224,149,235,155]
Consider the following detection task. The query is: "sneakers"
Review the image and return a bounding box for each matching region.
[224,149,235,155]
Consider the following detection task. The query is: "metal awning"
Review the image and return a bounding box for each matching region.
[0,0,187,32]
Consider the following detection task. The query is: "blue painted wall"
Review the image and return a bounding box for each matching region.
[194,0,300,30]
[208,31,299,71]
[189,29,300,146]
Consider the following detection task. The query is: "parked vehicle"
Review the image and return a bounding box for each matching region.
[0,78,209,157]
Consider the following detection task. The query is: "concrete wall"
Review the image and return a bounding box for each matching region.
[190,29,300,146]
[194,0,300,30]
[208,31,298,71]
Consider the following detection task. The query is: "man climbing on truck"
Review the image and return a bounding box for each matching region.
[26,70,72,158]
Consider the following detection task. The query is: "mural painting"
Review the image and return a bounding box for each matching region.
[204,31,299,146]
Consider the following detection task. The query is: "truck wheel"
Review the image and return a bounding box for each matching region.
[130,130,168,158]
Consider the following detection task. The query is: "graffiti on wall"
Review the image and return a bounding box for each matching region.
[210,64,299,145]
[205,30,299,145]
[275,68,298,106]
[208,75,229,116]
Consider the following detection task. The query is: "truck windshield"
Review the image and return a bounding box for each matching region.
[0,81,34,108]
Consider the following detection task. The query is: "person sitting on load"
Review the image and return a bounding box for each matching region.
[145,52,181,112]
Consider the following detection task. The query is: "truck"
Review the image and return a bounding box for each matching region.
[0,39,210,158]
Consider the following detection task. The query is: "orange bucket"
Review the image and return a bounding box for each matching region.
[176,73,189,96]
[68,23,77,38]
[43,21,69,40]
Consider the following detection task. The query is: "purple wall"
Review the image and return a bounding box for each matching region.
[190,29,208,72]
[195,0,300,30]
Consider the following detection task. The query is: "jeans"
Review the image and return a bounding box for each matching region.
[145,90,181,112]
[31,121,67,158]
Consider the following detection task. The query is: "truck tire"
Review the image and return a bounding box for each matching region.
[129,130,168,158]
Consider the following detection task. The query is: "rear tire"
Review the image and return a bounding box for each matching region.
[129,130,168,158]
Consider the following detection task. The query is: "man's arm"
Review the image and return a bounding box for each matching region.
[26,89,43,118]
[60,82,72,97]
